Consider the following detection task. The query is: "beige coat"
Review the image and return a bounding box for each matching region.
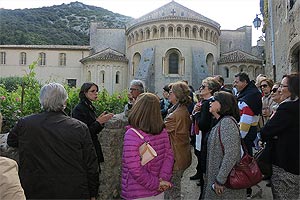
[165,105,192,171]
[0,157,26,200]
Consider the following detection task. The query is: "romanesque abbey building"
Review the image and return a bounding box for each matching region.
[0,1,265,95]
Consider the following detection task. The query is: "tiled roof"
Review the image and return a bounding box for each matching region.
[81,48,128,63]
[219,50,263,64]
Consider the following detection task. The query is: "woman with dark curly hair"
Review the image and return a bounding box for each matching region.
[164,81,192,200]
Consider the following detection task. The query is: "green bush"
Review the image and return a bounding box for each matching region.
[0,76,23,92]
[0,62,128,133]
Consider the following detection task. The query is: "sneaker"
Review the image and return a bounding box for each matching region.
[190,173,201,180]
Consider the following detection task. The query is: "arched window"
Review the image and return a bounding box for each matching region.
[152,27,158,38]
[192,27,197,38]
[163,49,184,75]
[185,27,190,38]
[39,52,46,66]
[169,53,179,74]
[200,29,204,39]
[160,27,165,37]
[168,27,174,37]
[20,52,26,65]
[146,29,150,39]
[176,27,181,37]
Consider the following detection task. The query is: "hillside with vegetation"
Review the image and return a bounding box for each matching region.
[0,1,133,45]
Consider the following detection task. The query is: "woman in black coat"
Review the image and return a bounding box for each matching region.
[72,82,114,166]
[261,73,299,199]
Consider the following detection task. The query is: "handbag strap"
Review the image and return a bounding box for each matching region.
[130,128,145,140]
[217,116,247,155]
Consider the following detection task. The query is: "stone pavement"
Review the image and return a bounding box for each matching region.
[181,148,273,199]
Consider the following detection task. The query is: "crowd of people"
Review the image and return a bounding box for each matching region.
[0,71,299,200]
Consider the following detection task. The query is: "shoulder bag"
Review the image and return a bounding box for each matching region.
[218,117,263,189]
[130,128,157,166]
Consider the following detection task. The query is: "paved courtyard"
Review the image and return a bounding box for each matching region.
[181,148,273,199]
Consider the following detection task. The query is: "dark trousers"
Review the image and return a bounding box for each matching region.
[243,126,257,156]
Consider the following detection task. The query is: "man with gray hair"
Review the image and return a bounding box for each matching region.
[124,79,145,116]
[7,83,99,200]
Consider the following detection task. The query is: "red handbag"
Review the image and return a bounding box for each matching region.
[218,118,263,189]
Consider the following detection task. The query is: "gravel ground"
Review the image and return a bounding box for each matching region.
[181,148,273,200]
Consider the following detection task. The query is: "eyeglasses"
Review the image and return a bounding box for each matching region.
[279,84,288,88]
[271,88,278,93]
[260,84,268,88]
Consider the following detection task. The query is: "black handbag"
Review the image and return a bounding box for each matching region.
[254,143,272,178]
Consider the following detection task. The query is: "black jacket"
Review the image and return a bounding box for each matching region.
[72,98,105,164]
[261,99,299,175]
[7,111,99,199]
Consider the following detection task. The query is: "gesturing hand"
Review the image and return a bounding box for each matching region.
[96,112,114,125]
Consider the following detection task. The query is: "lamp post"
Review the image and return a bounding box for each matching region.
[253,14,262,29]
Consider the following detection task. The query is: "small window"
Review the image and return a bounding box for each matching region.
[116,72,120,84]
[100,71,105,83]
[59,53,66,66]
[39,52,46,66]
[225,68,229,78]
[0,52,6,64]
[20,52,26,65]
[67,79,76,87]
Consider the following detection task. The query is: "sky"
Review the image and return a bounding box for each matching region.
[0,0,263,45]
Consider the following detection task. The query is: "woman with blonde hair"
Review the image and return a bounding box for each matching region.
[164,81,192,200]
[121,93,174,200]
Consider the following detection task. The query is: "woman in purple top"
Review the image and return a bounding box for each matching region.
[121,93,174,200]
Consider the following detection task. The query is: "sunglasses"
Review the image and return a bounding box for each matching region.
[210,96,218,102]
[260,84,268,88]
[271,88,278,93]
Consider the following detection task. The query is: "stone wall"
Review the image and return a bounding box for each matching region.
[263,0,300,81]
[0,113,128,200]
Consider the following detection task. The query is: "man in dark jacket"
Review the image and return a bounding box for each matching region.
[233,72,262,198]
[7,83,99,200]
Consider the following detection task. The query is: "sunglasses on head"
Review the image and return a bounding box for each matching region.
[271,88,278,93]
[210,96,218,102]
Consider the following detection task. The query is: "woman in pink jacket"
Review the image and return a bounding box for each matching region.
[121,93,174,200]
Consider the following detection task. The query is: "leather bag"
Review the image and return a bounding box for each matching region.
[218,118,263,189]
[130,128,157,166]
[254,144,272,177]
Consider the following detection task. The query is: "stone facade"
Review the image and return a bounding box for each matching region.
[262,0,300,81]
[0,45,90,87]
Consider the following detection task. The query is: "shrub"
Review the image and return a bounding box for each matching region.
[0,62,128,133]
